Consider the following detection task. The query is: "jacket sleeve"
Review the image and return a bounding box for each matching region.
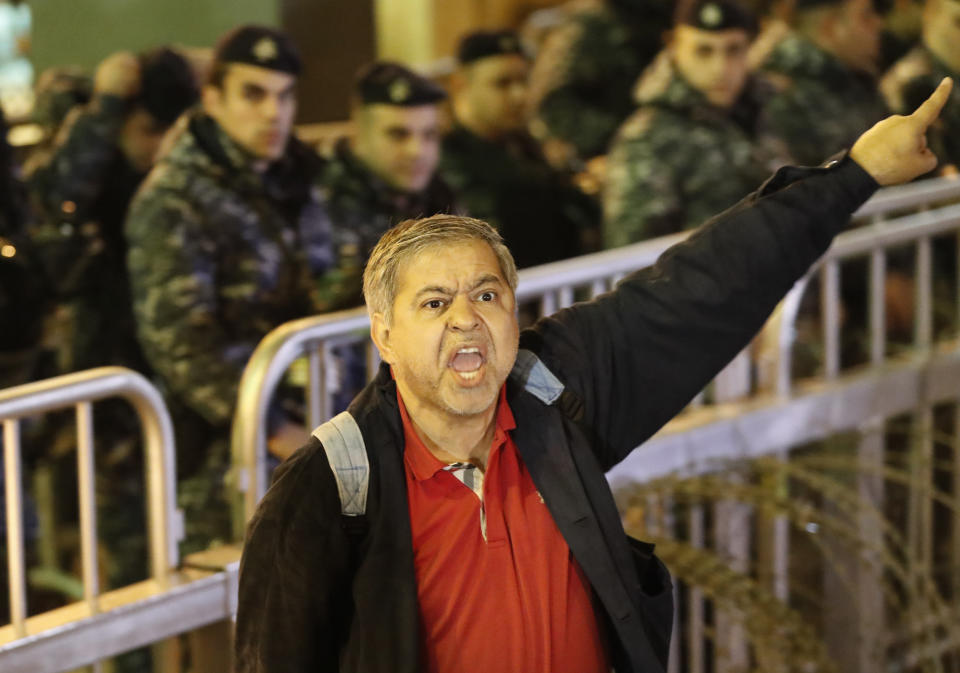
[26,96,126,219]
[125,185,246,426]
[25,96,127,295]
[235,437,350,673]
[528,156,878,470]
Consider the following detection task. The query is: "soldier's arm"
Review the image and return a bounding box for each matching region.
[126,188,247,427]
[529,19,625,160]
[25,96,127,221]
[602,124,685,247]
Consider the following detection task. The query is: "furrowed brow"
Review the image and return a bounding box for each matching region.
[469,274,504,292]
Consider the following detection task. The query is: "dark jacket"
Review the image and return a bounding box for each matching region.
[235,156,878,672]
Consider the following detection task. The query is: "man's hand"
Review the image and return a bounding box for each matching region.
[850,77,953,186]
[94,51,141,99]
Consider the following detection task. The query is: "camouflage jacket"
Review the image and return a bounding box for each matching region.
[603,68,792,246]
[760,34,888,166]
[126,112,334,431]
[317,138,460,308]
[439,124,599,268]
[881,45,960,170]
[24,95,150,373]
[528,0,673,163]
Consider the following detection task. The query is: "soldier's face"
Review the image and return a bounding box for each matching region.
[829,0,882,74]
[353,104,441,193]
[669,26,751,109]
[203,64,297,162]
[459,54,530,136]
[370,239,519,422]
[119,107,168,173]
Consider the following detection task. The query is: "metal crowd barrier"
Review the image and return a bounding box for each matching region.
[0,367,236,673]
[230,175,960,530]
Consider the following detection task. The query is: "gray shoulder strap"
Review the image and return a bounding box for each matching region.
[312,411,369,517]
[509,349,565,405]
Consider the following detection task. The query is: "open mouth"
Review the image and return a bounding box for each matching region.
[449,346,486,381]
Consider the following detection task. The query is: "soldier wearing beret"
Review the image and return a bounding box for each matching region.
[881,0,960,171]
[126,25,337,554]
[26,47,198,378]
[316,61,459,309]
[527,0,673,167]
[758,0,889,166]
[439,30,600,269]
[604,0,793,245]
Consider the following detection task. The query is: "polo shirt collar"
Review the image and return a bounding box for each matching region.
[399,385,516,482]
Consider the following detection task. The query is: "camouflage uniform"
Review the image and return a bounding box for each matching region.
[603,69,792,246]
[528,0,673,163]
[318,137,460,308]
[25,95,151,375]
[760,34,888,166]
[439,125,599,268]
[126,111,335,552]
[881,45,960,169]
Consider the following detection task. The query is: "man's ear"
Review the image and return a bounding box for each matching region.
[370,312,395,364]
[201,84,221,116]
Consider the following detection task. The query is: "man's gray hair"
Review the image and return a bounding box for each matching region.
[362,214,519,322]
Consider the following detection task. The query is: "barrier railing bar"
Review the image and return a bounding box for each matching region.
[4,417,27,637]
[75,401,99,614]
[557,286,574,309]
[688,506,705,673]
[870,249,887,365]
[322,341,336,423]
[851,174,960,220]
[306,348,323,431]
[822,260,841,379]
[590,279,606,299]
[0,368,180,582]
[915,237,933,349]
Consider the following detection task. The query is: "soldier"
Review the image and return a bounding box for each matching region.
[318,61,458,308]
[758,0,889,166]
[26,48,198,375]
[527,0,674,167]
[440,29,601,269]
[126,26,335,553]
[881,0,960,170]
[604,0,792,246]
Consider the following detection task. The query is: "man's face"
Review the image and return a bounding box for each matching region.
[831,0,883,74]
[459,54,530,136]
[372,239,519,421]
[203,63,297,162]
[669,25,751,109]
[119,107,168,173]
[353,103,441,193]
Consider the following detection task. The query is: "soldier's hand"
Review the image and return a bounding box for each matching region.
[94,51,141,98]
[850,77,953,186]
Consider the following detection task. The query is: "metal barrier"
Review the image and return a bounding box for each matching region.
[230,175,960,530]
[0,367,237,673]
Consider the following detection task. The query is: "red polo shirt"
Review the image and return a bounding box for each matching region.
[399,386,609,673]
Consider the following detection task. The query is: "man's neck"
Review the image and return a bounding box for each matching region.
[398,382,499,470]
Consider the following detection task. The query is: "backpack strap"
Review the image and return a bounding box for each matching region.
[312,410,369,517]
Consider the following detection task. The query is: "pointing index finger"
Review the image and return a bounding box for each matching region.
[911,77,953,128]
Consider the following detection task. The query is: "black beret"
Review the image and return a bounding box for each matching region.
[213,25,301,75]
[354,62,447,106]
[674,0,758,32]
[457,30,528,65]
[793,0,851,11]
